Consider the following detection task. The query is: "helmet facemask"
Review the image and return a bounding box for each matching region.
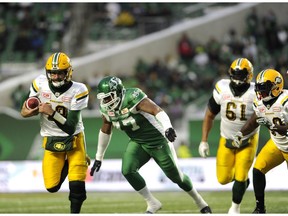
[46,68,71,88]
[255,69,284,102]
[255,80,275,102]
[229,58,253,88]
[97,76,125,112]
[97,91,122,111]
[230,68,249,86]
[45,52,73,88]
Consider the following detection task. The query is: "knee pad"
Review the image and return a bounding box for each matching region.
[69,181,86,202]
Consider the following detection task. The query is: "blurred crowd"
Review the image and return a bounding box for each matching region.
[9,6,288,128]
[0,3,71,63]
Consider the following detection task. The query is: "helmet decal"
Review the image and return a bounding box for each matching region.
[109,77,120,91]
[235,58,243,69]
[275,76,282,85]
[52,52,60,70]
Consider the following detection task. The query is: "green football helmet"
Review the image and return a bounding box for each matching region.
[97,76,125,111]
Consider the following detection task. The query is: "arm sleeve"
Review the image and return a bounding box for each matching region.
[96,130,112,160]
[53,110,80,135]
[207,95,220,115]
[155,110,173,131]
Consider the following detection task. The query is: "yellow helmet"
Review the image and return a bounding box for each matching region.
[45,52,73,87]
[229,58,253,85]
[255,69,284,102]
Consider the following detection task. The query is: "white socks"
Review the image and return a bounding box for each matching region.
[137,186,156,202]
[187,187,208,209]
[228,201,240,214]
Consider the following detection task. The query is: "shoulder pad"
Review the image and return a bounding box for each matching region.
[122,88,147,109]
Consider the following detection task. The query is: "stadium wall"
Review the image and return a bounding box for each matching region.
[0,158,287,192]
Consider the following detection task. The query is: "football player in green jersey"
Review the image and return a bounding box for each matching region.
[90,76,212,214]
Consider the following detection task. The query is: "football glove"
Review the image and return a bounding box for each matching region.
[280,113,287,124]
[232,131,243,148]
[198,141,210,158]
[269,124,287,136]
[90,160,102,176]
[256,117,274,129]
[165,127,177,142]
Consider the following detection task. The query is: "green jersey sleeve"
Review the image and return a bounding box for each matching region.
[122,88,147,110]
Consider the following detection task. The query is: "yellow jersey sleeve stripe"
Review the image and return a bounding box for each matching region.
[281,96,288,106]
[215,83,221,94]
[32,79,39,93]
[75,90,89,101]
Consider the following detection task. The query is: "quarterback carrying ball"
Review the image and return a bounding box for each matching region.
[21,52,90,213]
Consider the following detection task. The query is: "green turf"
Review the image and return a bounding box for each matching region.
[0,190,288,213]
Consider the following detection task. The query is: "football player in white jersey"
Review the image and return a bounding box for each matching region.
[20,52,89,213]
[90,76,212,214]
[198,58,260,214]
[232,69,288,213]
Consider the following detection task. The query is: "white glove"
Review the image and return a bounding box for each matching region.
[232,131,243,148]
[256,117,274,129]
[199,141,210,158]
[280,113,287,125]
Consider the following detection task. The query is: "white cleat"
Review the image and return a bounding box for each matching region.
[145,199,162,214]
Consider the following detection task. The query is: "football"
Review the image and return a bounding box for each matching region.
[25,97,40,109]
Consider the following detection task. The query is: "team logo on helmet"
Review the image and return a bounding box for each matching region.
[275,76,282,85]
[109,77,120,91]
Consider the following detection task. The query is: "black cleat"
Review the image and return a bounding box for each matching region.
[252,206,266,214]
[200,206,212,214]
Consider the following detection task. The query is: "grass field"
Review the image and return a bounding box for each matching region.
[0,190,287,214]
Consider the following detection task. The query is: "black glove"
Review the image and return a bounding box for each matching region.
[165,127,177,142]
[90,160,102,176]
[270,124,287,136]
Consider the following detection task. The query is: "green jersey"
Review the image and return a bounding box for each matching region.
[100,88,167,148]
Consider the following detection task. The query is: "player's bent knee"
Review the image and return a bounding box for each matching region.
[47,185,61,193]
[121,166,136,177]
[217,177,232,185]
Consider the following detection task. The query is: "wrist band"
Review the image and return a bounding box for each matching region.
[155,111,172,131]
[52,111,66,125]
[96,130,111,161]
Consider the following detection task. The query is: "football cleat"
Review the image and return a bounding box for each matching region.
[200,206,212,214]
[252,206,266,214]
[145,198,162,214]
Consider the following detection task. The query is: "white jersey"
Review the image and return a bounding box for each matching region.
[29,74,89,137]
[213,79,259,140]
[253,90,288,152]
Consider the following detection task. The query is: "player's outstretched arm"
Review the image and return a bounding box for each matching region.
[137,98,177,142]
[199,107,216,158]
[90,116,112,176]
